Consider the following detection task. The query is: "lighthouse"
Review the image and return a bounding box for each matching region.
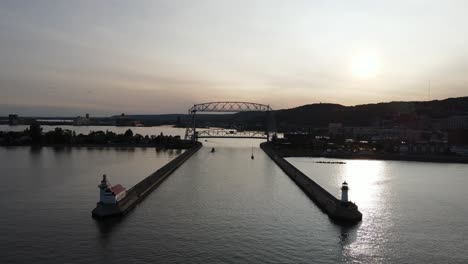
[341,181,349,202]
[97,174,127,204]
[98,174,111,204]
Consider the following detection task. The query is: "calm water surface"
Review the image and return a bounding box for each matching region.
[287,157,468,263]
[0,126,467,263]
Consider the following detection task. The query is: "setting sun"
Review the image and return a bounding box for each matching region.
[350,52,381,80]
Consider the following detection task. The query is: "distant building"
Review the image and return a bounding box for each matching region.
[399,141,449,154]
[430,118,448,130]
[371,118,393,128]
[328,123,343,135]
[448,129,468,145]
[370,135,382,143]
[284,133,316,145]
[399,144,409,153]
[448,116,468,129]
[73,113,91,126]
[345,127,400,139]
[115,113,135,126]
[450,145,468,156]
[8,114,19,125]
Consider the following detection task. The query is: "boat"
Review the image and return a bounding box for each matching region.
[251,146,254,160]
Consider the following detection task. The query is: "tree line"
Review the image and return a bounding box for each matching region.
[0,124,193,149]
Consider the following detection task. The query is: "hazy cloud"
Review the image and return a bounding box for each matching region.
[1,0,468,115]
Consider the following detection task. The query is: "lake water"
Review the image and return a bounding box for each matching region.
[0,126,467,263]
[286,157,468,263]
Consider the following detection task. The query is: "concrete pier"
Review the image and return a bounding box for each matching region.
[92,142,202,218]
[261,142,362,224]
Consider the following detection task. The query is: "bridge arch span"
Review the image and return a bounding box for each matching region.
[189,102,272,113]
[184,101,276,141]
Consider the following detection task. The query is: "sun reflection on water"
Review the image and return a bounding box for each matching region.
[337,160,391,262]
[340,160,386,207]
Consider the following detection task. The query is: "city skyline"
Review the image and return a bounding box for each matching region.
[2,1,468,116]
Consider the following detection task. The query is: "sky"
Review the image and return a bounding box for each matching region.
[1,0,468,116]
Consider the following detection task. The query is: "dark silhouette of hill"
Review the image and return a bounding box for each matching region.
[268,96,468,128]
[65,96,468,129]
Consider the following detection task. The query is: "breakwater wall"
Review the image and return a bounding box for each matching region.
[260,142,362,224]
[92,142,202,218]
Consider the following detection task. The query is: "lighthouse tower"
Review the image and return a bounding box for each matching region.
[341,181,349,202]
[98,174,117,204]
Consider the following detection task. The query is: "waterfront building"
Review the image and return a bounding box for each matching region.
[115,113,136,126]
[448,116,468,129]
[450,145,468,156]
[328,123,343,135]
[399,141,449,154]
[73,114,91,126]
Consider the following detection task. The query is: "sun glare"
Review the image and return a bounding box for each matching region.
[350,52,380,80]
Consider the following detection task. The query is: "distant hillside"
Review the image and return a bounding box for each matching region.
[272,96,468,128]
[112,114,234,123]
[110,96,468,129]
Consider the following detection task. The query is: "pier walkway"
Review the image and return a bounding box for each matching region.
[92,142,202,218]
[261,142,362,224]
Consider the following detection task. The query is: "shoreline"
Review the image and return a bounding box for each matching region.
[0,143,192,149]
[271,146,468,164]
[92,142,203,218]
[261,142,362,224]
